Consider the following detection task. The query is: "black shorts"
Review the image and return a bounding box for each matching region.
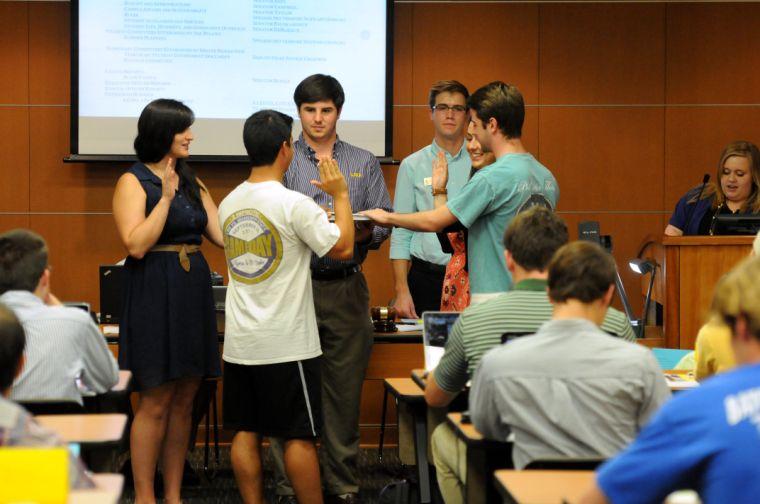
[223,356,322,439]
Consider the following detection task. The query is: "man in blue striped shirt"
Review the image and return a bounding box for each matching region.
[273,74,392,503]
[390,80,472,318]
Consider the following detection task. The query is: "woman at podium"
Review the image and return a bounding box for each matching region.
[665,141,760,236]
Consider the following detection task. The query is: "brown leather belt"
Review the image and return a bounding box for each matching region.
[150,244,200,272]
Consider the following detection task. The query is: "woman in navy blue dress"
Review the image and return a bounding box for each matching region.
[113,99,223,504]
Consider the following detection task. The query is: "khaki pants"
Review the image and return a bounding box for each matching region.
[271,272,374,495]
[431,422,468,504]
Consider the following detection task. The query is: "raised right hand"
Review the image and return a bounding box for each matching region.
[393,290,419,319]
[432,151,449,192]
[161,158,179,201]
[311,157,348,198]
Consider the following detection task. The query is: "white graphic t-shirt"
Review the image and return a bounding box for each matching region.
[218,180,340,365]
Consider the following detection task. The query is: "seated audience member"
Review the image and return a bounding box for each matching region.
[582,256,760,504]
[0,229,118,404]
[427,208,636,503]
[219,110,355,504]
[0,303,93,489]
[363,82,559,304]
[665,141,760,236]
[470,241,670,470]
[694,317,736,381]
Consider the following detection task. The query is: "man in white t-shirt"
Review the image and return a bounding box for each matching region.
[219,109,355,504]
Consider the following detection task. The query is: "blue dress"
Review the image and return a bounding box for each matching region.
[118,163,220,391]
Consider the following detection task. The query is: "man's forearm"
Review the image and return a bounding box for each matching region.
[388,206,457,232]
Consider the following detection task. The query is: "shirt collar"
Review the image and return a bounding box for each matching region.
[0,290,43,308]
[513,278,548,292]
[296,132,343,159]
[431,139,467,162]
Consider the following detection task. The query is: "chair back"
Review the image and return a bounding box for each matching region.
[524,457,605,470]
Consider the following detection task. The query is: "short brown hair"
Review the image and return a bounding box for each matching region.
[428,80,469,109]
[548,241,616,303]
[467,81,524,139]
[503,207,568,271]
[0,229,48,295]
[711,256,760,341]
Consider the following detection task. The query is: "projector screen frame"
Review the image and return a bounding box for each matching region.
[68,0,395,164]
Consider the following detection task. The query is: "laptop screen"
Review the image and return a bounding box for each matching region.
[422,311,461,371]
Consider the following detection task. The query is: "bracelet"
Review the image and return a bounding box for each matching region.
[432,187,448,196]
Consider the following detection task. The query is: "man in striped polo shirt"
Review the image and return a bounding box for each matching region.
[273,74,393,504]
[425,208,635,504]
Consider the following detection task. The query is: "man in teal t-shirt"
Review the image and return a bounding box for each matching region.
[363,81,559,301]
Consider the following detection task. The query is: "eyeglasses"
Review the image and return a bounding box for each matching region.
[433,104,467,113]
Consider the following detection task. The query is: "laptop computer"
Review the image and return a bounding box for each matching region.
[422,311,461,371]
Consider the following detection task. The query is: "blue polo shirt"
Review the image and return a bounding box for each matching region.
[390,140,471,265]
[597,362,760,504]
[446,153,558,294]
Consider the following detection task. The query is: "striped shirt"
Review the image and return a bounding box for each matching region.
[284,133,393,269]
[1,291,119,405]
[434,278,636,393]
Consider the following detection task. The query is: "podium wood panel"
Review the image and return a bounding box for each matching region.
[664,236,753,349]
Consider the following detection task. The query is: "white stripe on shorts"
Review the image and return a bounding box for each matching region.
[297,361,317,437]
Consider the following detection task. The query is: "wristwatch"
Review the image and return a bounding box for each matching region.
[431,187,448,196]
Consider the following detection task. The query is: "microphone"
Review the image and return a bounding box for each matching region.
[683,174,710,234]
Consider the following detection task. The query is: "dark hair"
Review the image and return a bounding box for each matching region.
[133,99,203,207]
[503,207,568,271]
[0,229,48,295]
[293,74,345,111]
[467,81,524,139]
[243,110,294,167]
[428,80,470,109]
[0,303,25,391]
[548,241,616,304]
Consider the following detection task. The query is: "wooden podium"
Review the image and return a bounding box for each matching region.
[663,236,754,349]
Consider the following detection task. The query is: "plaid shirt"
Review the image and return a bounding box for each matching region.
[284,133,392,269]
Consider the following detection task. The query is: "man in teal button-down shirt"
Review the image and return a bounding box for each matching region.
[390,80,471,317]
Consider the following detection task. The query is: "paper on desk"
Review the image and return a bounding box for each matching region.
[396,323,423,332]
[102,326,119,336]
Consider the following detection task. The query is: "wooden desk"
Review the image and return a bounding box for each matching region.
[411,368,427,389]
[383,377,432,503]
[36,414,127,448]
[69,473,124,504]
[663,236,753,348]
[448,412,512,504]
[494,470,593,504]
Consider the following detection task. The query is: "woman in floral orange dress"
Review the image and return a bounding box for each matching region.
[436,127,496,311]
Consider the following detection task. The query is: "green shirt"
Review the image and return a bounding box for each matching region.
[433,278,636,393]
[447,153,558,293]
[390,140,471,265]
